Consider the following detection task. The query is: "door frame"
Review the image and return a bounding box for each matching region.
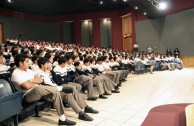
[121,14,132,51]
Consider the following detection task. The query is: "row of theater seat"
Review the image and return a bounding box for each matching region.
[0,74,52,126]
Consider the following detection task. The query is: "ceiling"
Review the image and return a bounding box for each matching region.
[0,0,178,18]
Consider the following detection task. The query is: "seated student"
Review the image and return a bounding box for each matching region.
[141,55,154,74]
[0,51,10,74]
[160,54,173,70]
[30,55,39,71]
[102,56,124,85]
[108,56,129,81]
[53,57,82,92]
[83,58,120,94]
[11,54,76,125]
[174,55,184,70]
[65,55,98,101]
[36,57,99,121]
[74,61,108,99]
[95,57,118,85]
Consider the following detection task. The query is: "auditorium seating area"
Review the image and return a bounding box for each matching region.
[0,39,193,126]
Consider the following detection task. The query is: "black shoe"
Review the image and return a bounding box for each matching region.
[63,101,70,108]
[99,95,108,99]
[87,97,98,101]
[121,79,127,82]
[112,90,120,93]
[79,113,94,121]
[58,119,76,125]
[85,106,99,114]
[114,86,120,90]
[104,92,111,95]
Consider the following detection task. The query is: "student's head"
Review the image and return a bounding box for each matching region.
[32,55,39,64]
[12,50,19,58]
[83,58,90,66]
[74,56,79,62]
[58,57,67,67]
[89,58,96,65]
[103,56,109,62]
[109,57,114,62]
[65,55,73,65]
[74,61,81,70]
[97,57,103,64]
[37,57,49,70]
[0,51,4,64]
[113,56,118,62]
[14,54,29,70]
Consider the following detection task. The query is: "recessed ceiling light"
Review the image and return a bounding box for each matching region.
[158,2,167,10]
[123,0,127,2]
[8,0,12,3]
[100,1,103,4]
[135,6,138,10]
[113,0,117,2]
[144,12,147,15]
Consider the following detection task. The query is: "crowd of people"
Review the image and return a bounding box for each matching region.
[0,38,184,125]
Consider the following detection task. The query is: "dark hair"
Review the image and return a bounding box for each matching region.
[74,61,80,67]
[37,57,49,68]
[65,55,72,61]
[12,50,19,57]
[79,55,84,61]
[113,57,117,61]
[83,58,89,64]
[32,55,39,63]
[44,53,51,59]
[0,51,3,56]
[89,58,95,63]
[97,57,103,62]
[53,55,59,62]
[109,56,113,60]
[102,56,108,61]
[14,54,28,67]
[58,57,67,65]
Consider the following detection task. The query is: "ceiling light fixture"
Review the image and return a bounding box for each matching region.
[8,0,12,3]
[100,1,103,4]
[158,2,167,10]
[123,0,127,2]
[144,12,147,15]
[135,6,138,10]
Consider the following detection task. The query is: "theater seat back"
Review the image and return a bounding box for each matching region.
[0,79,13,97]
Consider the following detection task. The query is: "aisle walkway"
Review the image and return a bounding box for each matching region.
[19,68,194,126]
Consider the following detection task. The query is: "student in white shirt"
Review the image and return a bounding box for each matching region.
[30,55,40,71]
[0,51,10,74]
[11,54,76,125]
[53,57,82,92]
[36,57,99,121]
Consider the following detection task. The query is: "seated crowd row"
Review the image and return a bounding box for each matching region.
[0,39,184,125]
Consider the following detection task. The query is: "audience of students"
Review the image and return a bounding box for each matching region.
[0,38,184,125]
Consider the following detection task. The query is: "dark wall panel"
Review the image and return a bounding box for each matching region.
[63,22,74,44]
[81,21,93,47]
[100,19,112,48]
[136,8,194,56]
[0,16,60,41]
